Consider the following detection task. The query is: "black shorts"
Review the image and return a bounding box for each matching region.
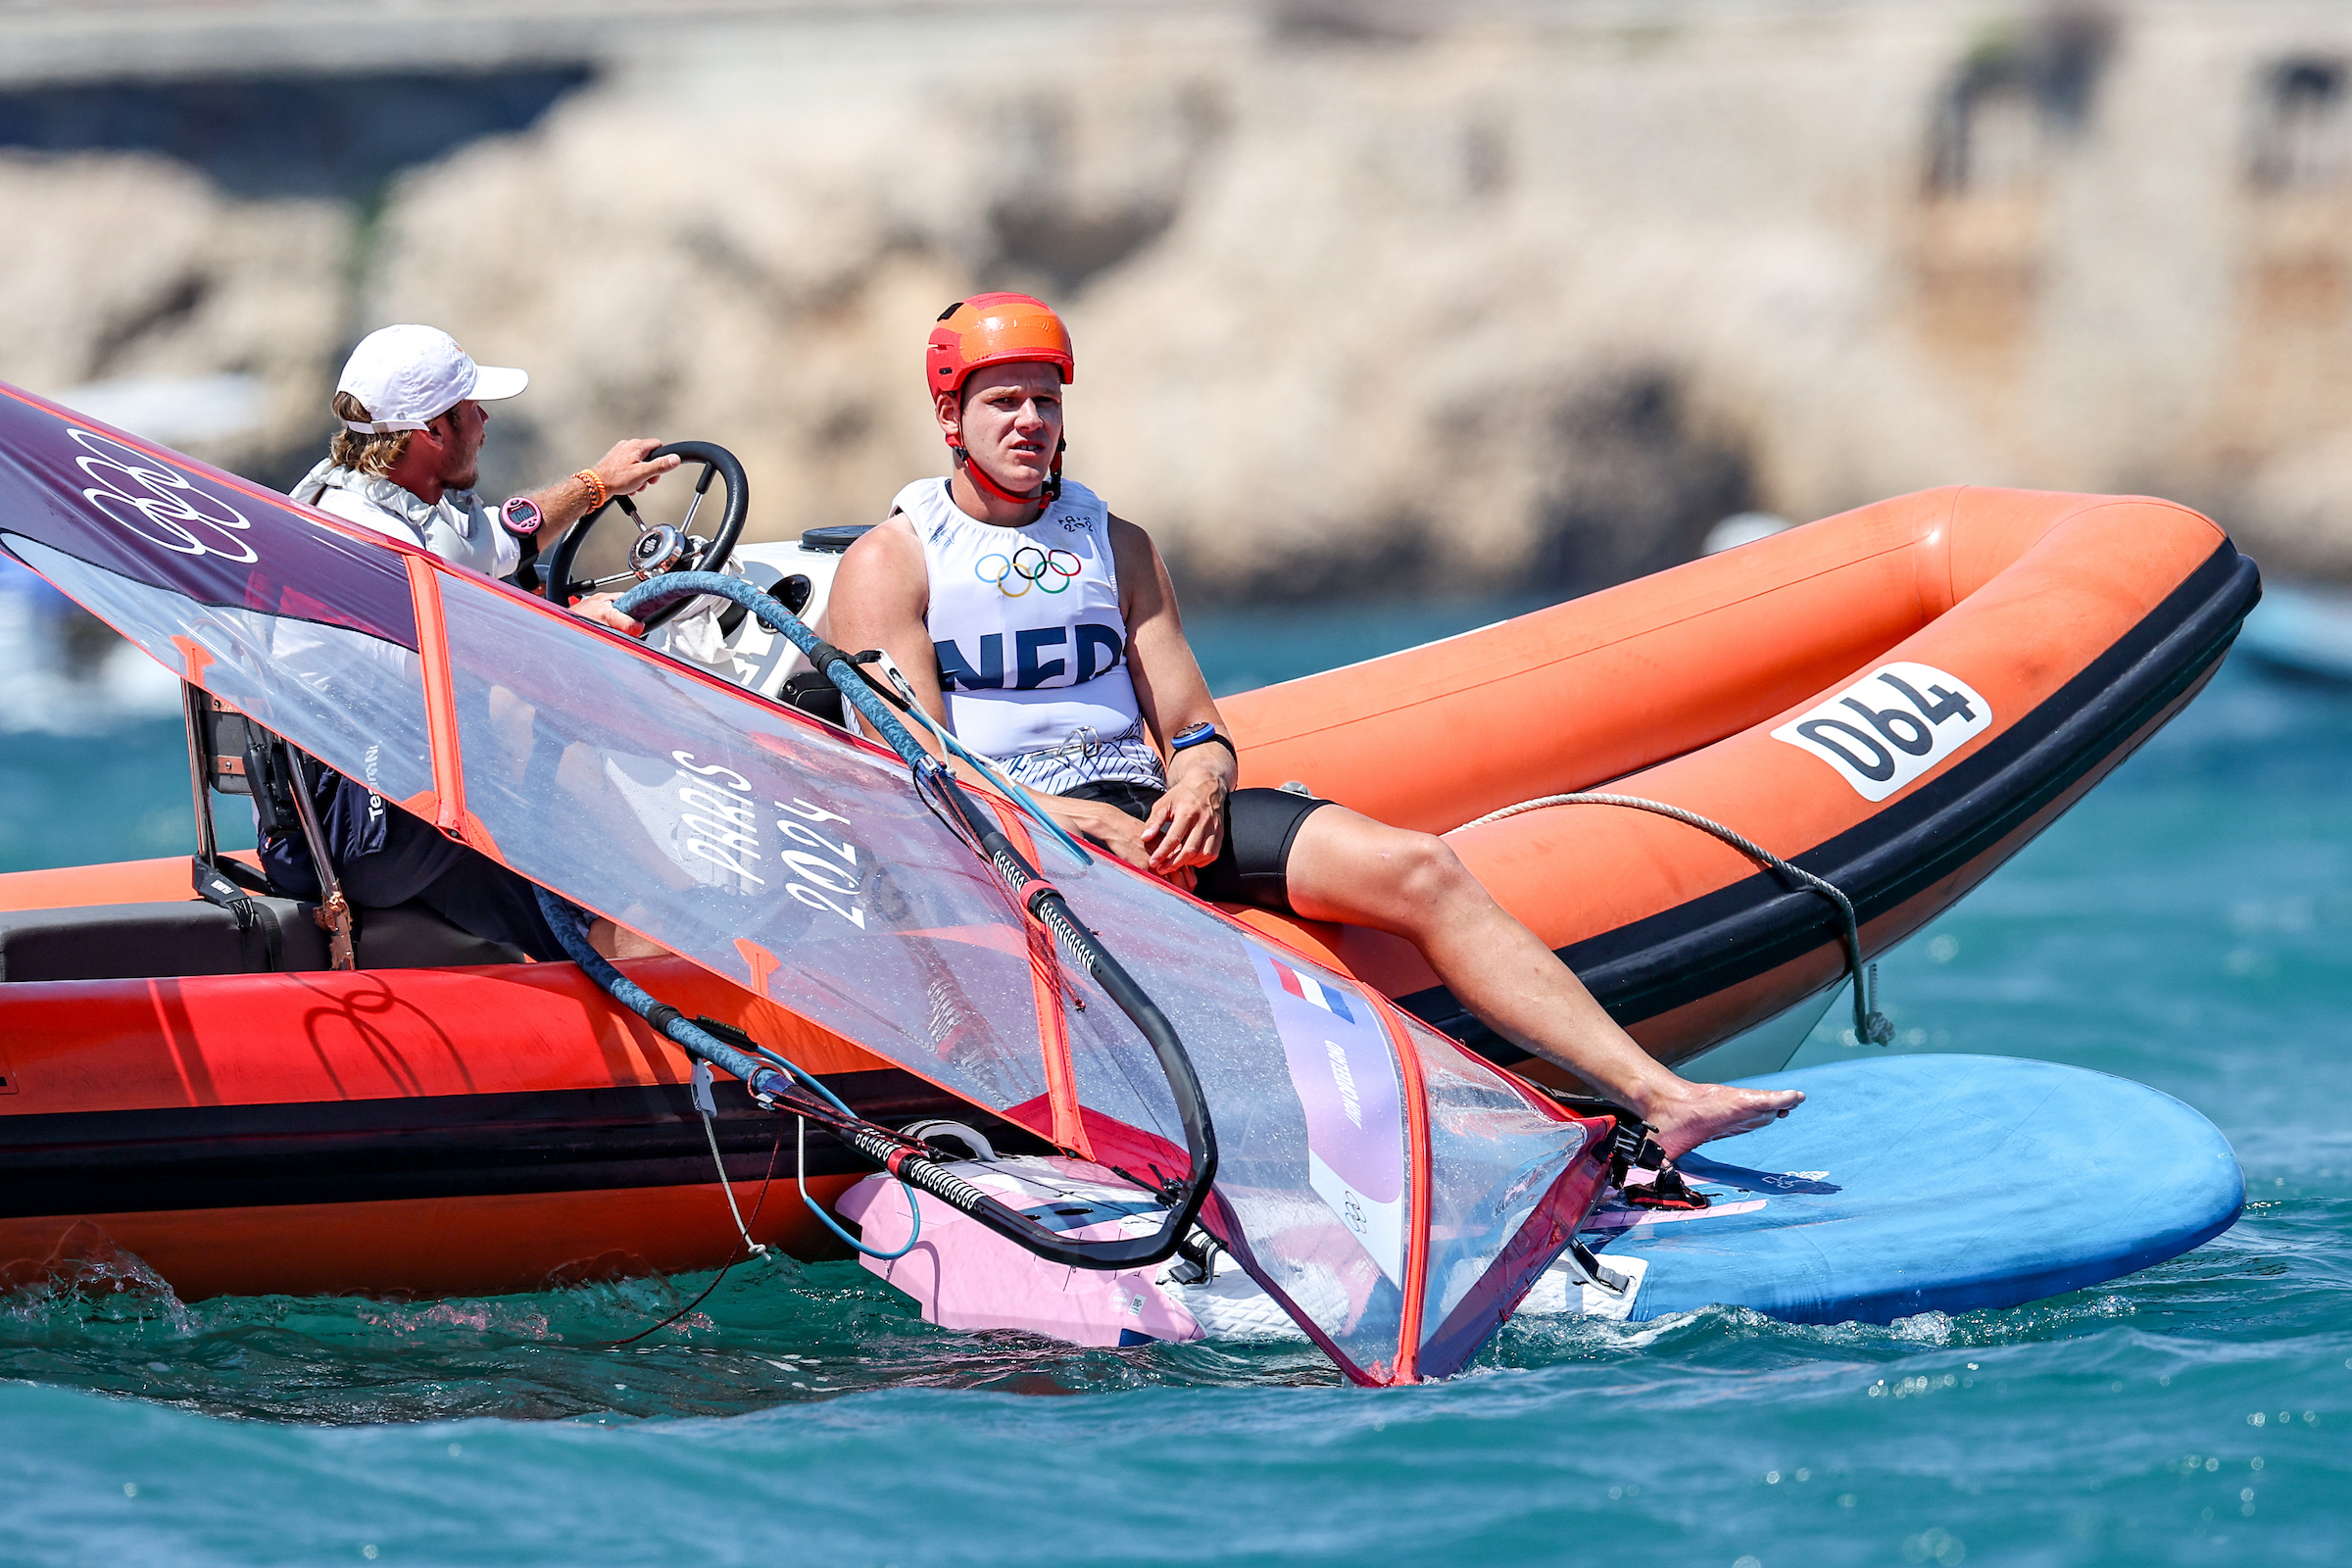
[1063,780,1334,912]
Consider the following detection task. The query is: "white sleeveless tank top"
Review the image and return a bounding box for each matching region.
[894,475,1166,795]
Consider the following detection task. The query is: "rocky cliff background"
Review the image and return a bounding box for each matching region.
[8,0,2352,599]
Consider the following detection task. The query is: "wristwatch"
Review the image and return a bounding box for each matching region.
[1169,722,1232,756]
[498,496,544,538]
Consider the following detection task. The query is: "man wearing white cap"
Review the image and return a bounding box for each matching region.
[266,324,690,958]
[292,323,676,631]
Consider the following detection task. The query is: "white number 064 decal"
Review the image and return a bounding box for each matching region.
[1771,662,1993,802]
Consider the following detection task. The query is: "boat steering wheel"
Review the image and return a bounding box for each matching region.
[541,440,750,631]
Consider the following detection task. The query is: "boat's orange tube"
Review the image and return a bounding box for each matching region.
[0,955,959,1298]
[1218,487,2254,1076]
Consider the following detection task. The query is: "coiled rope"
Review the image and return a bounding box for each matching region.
[1452,792,1895,1046]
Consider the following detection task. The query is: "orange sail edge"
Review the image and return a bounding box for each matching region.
[1369,998,1436,1385]
[978,796,1093,1159]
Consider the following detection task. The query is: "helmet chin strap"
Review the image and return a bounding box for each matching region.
[951,438,1064,507]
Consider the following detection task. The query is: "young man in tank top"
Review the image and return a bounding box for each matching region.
[828,295,1801,1157]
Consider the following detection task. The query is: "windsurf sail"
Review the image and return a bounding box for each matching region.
[0,383,1607,1382]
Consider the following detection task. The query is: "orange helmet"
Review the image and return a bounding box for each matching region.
[927,293,1074,401]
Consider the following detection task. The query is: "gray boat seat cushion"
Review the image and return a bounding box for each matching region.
[0,897,528,983]
[356,902,529,971]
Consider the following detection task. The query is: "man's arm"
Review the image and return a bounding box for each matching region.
[523,439,680,535]
[526,439,682,634]
[1111,514,1237,876]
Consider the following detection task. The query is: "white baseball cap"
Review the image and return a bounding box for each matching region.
[335,324,528,433]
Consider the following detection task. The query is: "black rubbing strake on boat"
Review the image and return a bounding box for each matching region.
[0,1070,1046,1219]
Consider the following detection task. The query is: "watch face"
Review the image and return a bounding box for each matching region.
[500,497,543,537]
[1171,722,1213,747]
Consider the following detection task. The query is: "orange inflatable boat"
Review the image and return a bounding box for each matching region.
[0,476,2255,1302]
[1225,485,2256,1083]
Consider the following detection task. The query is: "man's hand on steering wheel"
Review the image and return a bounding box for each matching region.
[526,439,682,542]
[539,439,750,635]
[590,438,680,503]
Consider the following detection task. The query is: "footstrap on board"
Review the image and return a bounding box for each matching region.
[1620,1162,1712,1211]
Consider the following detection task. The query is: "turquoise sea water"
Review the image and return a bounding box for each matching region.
[2,602,2348,1567]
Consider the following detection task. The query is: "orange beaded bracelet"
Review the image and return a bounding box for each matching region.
[574,468,609,511]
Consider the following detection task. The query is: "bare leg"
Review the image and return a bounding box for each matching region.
[1282,807,1802,1159]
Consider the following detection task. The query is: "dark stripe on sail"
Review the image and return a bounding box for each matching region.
[0,387,423,650]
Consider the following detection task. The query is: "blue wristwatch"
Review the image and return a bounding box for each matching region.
[1170,722,1224,752]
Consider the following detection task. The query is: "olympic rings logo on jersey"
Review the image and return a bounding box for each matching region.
[974,545,1081,597]
[71,428,258,564]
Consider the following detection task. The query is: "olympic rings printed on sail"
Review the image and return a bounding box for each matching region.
[974,545,1082,597]
[70,428,258,564]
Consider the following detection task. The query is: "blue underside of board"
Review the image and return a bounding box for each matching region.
[1588,1054,2244,1325]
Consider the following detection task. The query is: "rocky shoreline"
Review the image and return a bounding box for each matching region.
[8,0,2352,598]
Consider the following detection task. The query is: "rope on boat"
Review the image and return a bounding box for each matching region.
[602,1112,785,1348]
[533,887,925,1264]
[797,1113,921,1262]
[872,660,1095,866]
[691,1061,771,1263]
[1452,792,1896,1046]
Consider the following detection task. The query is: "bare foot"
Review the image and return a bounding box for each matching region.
[1642,1084,1805,1160]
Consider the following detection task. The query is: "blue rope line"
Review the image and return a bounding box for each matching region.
[612,569,1090,864]
[895,697,1096,866]
[743,1041,860,1121]
[613,571,932,770]
[797,1115,921,1261]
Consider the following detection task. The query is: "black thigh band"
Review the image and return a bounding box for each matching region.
[1060,781,1335,914]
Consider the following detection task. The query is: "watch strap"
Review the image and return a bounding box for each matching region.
[1170,726,1236,761]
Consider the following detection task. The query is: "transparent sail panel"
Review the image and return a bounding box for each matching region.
[1406,1013,1589,1375]
[1029,823,1416,1375]
[1039,831,1596,1377]
[435,573,1053,1114]
[6,537,436,808]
